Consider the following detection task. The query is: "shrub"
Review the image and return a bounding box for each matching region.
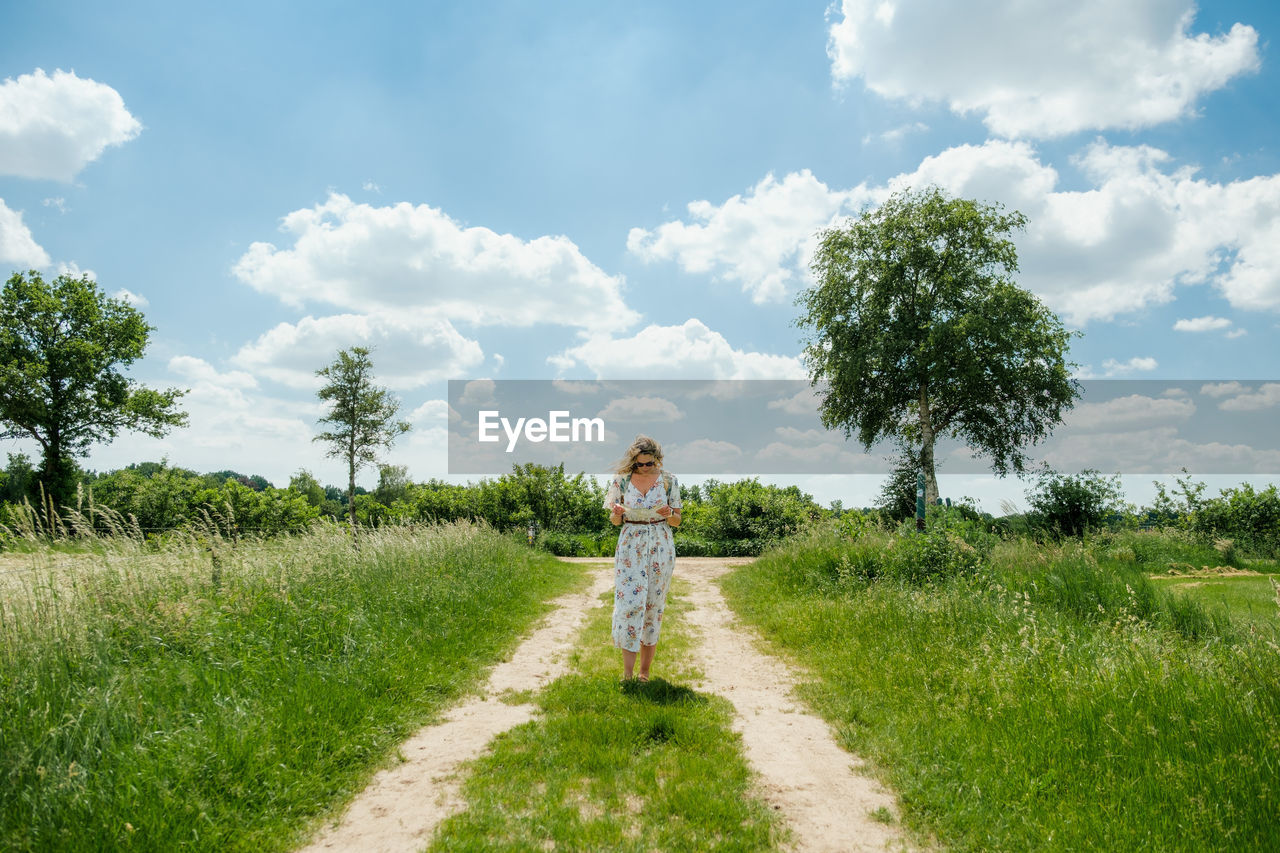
[882,528,985,583]
[1025,468,1124,537]
[538,530,585,557]
[682,478,822,555]
[1190,483,1280,558]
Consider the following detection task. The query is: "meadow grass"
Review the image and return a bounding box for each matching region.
[0,522,587,852]
[1152,571,1280,633]
[428,574,784,852]
[721,525,1280,852]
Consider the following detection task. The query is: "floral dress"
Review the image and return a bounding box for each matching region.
[604,472,681,652]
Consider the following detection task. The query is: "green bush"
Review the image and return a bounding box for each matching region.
[671,531,718,557]
[1025,468,1124,537]
[680,478,822,555]
[538,530,586,557]
[882,528,985,583]
[1191,483,1280,558]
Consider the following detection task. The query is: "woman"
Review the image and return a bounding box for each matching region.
[604,435,682,682]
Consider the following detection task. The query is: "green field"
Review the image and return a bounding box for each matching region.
[0,524,586,852]
[721,525,1280,852]
[5,521,1278,852]
[1152,569,1280,632]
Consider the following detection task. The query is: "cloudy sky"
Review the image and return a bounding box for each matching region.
[2,1,1278,509]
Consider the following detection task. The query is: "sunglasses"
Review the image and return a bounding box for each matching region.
[633,461,657,468]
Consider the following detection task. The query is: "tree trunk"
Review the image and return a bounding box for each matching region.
[347,453,357,535]
[918,384,939,508]
[41,427,73,522]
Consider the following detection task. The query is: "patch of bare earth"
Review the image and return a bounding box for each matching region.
[677,557,909,853]
[1153,564,1260,578]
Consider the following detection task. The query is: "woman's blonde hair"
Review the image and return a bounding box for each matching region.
[613,435,664,475]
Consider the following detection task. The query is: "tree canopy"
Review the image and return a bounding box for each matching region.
[797,186,1078,506]
[0,271,187,508]
[314,347,410,530]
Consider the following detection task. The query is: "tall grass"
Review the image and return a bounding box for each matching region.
[722,524,1280,852]
[0,520,586,852]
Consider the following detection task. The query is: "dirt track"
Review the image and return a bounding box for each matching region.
[300,557,907,852]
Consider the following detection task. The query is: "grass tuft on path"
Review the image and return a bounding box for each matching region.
[429,575,784,852]
[721,526,1280,853]
[0,524,586,852]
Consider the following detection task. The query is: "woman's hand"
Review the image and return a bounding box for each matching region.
[610,502,626,525]
[657,505,681,527]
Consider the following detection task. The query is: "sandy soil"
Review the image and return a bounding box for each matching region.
[298,557,909,852]
[677,557,908,853]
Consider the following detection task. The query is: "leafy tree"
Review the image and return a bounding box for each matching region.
[313,347,410,530]
[203,469,271,491]
[88,461,203,532]
[1,453,36,505]
[0,271,187,509]
[1188,482,1280,558]
[1025,467,1124,537]
[797,186,1078,507]
[192,479,319,536]
[289,469,327,507]
[373,463,412,506]
[874,451,920,521]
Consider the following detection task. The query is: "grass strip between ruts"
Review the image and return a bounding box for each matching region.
[428,572,786,852]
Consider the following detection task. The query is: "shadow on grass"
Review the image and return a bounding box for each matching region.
[620,676,707,706]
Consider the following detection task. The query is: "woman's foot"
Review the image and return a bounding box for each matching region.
[637,674,649,683]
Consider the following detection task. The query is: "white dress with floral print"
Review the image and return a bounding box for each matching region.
[604,473,681,652]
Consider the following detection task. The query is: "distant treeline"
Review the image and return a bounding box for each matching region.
[1,455,1276,558]
[0,455,834,556]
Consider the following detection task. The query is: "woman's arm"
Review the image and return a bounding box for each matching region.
[605,477,624,525]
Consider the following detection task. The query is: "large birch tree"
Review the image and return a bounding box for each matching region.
[797,186,1078,507]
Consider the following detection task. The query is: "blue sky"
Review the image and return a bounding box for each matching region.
[2,1,1278,509]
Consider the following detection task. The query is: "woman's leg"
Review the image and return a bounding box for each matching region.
[638,642,656,680]
[622,649,637,679]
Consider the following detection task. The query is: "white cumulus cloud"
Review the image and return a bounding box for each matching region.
[234,193,637,330]
[0,69,142,181]
[112,288,148,307]
[1173,315,1232,332]
[827,0,1260,139]
[1063,394,1195,432]
[550,319,805,379]
[1214,383,1280,412]
[633,139,1280,324]
[668,439,744,470]
[627,171,874,303]
[1200,381,1247,398]
[1101,357,1159,375]
[0,199,50,267]
[231,312,484,391]
[598,396,685,423]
